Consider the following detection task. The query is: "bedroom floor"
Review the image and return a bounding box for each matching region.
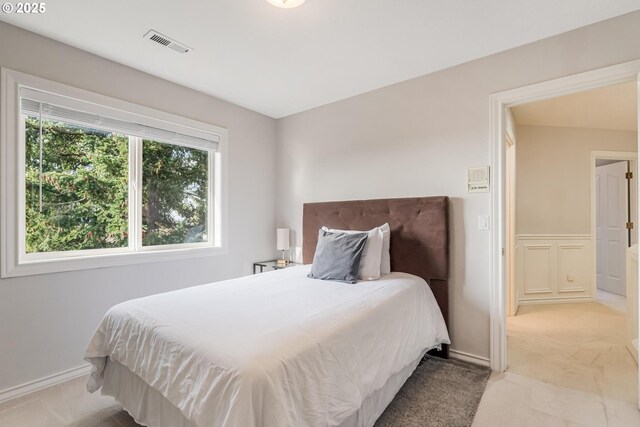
[473,371,640,426]
[0,375,138,426]
[1,369,638,427]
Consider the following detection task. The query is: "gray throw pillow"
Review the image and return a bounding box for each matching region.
[308,229,368,284]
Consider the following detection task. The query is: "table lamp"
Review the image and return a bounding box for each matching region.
[276,228,290,266]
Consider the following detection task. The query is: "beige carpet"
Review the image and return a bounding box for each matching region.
[507,292,638,404]
[376,357,491,427]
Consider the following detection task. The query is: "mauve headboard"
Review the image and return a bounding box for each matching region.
[303,196,449,358]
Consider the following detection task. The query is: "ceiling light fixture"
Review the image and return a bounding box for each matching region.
[266,0,306,8]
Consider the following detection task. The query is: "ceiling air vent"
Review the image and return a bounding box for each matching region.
[143,30,192,54]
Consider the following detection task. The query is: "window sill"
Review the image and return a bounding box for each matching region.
[1,246,227,278]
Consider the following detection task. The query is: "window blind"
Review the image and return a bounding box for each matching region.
[20,88,220,152]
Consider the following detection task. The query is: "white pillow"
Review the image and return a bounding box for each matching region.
[322,226,384,280]
[379,223,391,275]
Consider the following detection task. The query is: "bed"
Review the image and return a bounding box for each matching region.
[85,196,451,427]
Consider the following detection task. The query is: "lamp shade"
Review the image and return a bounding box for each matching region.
[276,228,290,251]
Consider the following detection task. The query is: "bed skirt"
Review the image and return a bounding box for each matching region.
[101,349,429,427]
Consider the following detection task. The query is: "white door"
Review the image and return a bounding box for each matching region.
[596,161,628,296]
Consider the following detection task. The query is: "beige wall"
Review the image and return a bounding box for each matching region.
[516,125,637,235]
[0,22,278,392]
[276,11,640,361]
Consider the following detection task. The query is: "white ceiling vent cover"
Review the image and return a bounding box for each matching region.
[143,30,192,54]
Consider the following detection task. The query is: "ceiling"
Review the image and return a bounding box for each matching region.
[512,81,638,131]
[2,1,639,118]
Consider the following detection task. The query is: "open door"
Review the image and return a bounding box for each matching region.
[596,161,628,296]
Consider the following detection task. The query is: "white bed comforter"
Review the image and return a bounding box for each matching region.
[85,266,449,427]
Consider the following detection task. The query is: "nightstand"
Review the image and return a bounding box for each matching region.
[253,260,301,274]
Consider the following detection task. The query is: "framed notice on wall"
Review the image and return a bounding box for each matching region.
[468,166,490,193]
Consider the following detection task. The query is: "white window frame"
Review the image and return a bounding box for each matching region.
[1,68,228,278]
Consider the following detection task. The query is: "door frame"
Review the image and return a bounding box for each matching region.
[505,131,517,317]
[591,151,637,298]
[489,59,640,373]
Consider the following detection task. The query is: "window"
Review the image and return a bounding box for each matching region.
[24,116,130,253]
[141,140,210,247]
[1,69,227,277]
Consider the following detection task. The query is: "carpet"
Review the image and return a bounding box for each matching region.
[375,356,491,427]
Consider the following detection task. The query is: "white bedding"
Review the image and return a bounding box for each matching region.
[85,265,450,427]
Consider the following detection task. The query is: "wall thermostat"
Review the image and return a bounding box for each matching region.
[468,166,490,193]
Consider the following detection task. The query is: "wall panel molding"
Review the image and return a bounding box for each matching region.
[516,234,592,304]
[522,244,553,295]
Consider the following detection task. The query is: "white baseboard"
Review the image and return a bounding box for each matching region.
[0,364,91,404]
[449,349,491,367]
[518,296,592,305]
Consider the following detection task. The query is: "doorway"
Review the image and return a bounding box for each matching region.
[594,152,637,298]
[490,61,640,409]
[507,87,638,403]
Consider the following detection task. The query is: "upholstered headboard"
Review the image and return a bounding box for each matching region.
[303,196,450,358]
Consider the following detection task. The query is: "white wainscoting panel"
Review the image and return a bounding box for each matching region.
[516,235,592,305]
[522,244,553,295]
[557,244,589,293]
